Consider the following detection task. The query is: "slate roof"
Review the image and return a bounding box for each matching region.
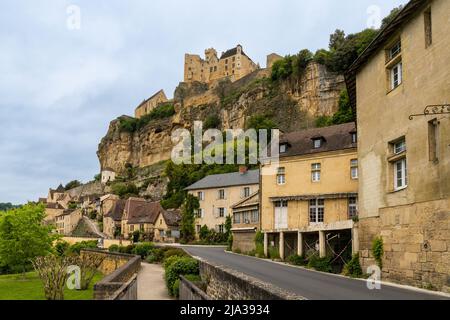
[126,199,163,225]
[185,170,260,191]
[104,199,126,221]
[162,209,182,227]
[46,202,65,210]
[56,184,65,192]
[277,123,357,158]
[220,45,250,60]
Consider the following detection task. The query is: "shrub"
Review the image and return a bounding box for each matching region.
[233,248,242,254]
[307,255,332,273]
[172,279,181,298]
[199,225,210,241]
[204,114,221,130]
[118,245,135,254]
[132,242,155,259]
[163,248,188,261]
[343,253,363,278]
[165,257,199,296]
[372,237,384,269]
[268,247,280,260]
[67,241,98,255]
[163,255,182,270]
[254,231,265,257]
[287,254,307,266]
[146,247,172,263]
[108,244,120,253]
[111,182,139,198]
[54,240,70,256]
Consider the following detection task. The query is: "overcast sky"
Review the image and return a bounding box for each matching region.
[0,0,407,204]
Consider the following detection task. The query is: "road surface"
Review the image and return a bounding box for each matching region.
[182,246,448,300]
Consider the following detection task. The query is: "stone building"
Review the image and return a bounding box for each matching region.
[346,0,450,292]
[185,168,260,237]
[154,209,182,243]
[55,209,82,235]
[184,45,258,84]
[231,191,260,253]
[103,199,126,239]
[134,89,169,119]
[261,123,359,261]
[120,198,164,240]
[266,53,283,69]
[101,168,116,184]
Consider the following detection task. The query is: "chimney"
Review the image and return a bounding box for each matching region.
[239,166,248,175]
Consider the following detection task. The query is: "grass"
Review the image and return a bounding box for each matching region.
[0,271,103,300]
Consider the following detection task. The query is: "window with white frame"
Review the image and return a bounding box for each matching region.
[348,197,358,219]
[195,208,204,218]
[394,158,408,190]
[277,167,286,185]
[218,224,225,234]
[350,159,358,180]
[313,138,322,149]
[311,163,321,182]
[251,210,259,223]
[218,189,225,200]
[279,143,287,154]
[243,187,251,198]
[218,207,226,218]
[389,41,401,60]
[309,199,324,223]
[394,139,406,154]
[390,62,403,90]
[197,191,205,201]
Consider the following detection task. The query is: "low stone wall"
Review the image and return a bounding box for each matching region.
[179,275,210,301]
[358,198,450,293]
[81,249,141,300]
[63,237,132,249]
[199,259,305,300]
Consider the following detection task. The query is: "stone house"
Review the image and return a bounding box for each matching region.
[55,209,82,235]
[346,0,450,292]
[44,202,66,224]
[231,191,260,253]
[121,198,164,240]
[134,89,169,119]
[101,167,116,184]
[185,168,260,238]
[261,123,359,260]
[103,199,126,239]
[184,45,258,84]
[154,209,182,243]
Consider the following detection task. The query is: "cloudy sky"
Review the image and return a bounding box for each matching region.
[0,0,407,204]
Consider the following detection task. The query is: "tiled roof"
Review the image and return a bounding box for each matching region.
[104,199,126,221]
[126,200,163,225]
[46,203,64,210]
[162,209,182,227]
[185,170,260,191]
[278,123,357,158]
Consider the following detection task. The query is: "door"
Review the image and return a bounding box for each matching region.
[274,201,288,229]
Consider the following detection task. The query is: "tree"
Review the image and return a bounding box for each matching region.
[64,180,82,191]
[225,215,232,239]
[0,204,58,273]
[180,194,199,243]
[199,225,210,241]
[329,29,346,51]
[204,114,221,130]
[94,174,101,182]
[381,5,404,29]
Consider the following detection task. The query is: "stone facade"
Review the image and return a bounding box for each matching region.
[349,0,450,292]
[55,209,82,235]
[135,89,169,119]
[184,45,258,84]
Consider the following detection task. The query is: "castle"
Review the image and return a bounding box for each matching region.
[184,44,259,84]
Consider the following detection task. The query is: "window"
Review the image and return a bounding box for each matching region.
[350,159,358,180]
[348,197,358,219]
[351,132,357,144]
[389,41,401,60]
[218,207,225,218]
[243,187,251,198]
[428,119,439,162]
[424,8,432,48]
[394,158,408,190]
[313,138,322,149]
[309,199,324,224]
[390,62,403,89]
[311,163,321,182]
[195,208,204,218]
[218,225,225,234]
[279,144,287,153]
[251,210,259,223]
[210,67,213,73]
[197,191,205,201]
[130,225,134,232]
[277,167,286,185]
[233,213,241,224]
[243,212,250,224]
[196,225,201,233]
[394,139,406,154]
[218,189,225,200]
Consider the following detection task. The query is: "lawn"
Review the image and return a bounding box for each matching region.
[0,272,103,300]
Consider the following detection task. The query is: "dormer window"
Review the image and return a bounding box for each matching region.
[279,143,288,153]
[313,138,322,149]
[351,132,357,143]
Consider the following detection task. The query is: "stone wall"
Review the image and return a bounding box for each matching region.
[62,237,132,249]
[358,198,450,293]
[179,275,210,300]
[80,249,141,300]
[232,230,256,253]
[199,260,304,300]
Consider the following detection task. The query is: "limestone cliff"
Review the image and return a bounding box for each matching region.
[97,61,345,175]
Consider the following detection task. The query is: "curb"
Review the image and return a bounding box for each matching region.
[224,250,450,299]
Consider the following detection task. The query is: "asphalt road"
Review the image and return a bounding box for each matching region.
[182,246,448,300]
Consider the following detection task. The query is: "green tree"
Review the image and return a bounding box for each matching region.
[381,5,404,29]
[180,194,199,243]
[225,215,232,238]
[204,114,221,130]
[0,203,58,274]
[329,29,346,51]
[64,180,82,191]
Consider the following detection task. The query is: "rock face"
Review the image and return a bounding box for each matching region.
[97,61,345,174]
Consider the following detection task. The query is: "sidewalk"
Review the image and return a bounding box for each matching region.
[137,263,172,300]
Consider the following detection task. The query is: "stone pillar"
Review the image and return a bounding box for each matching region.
[264,232,268,257]
[279,232,285,260]
[319,231,326,258]
[352,227,359,255]
[297,232,304,257]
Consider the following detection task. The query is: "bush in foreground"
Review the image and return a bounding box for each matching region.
[165,257,199,297]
